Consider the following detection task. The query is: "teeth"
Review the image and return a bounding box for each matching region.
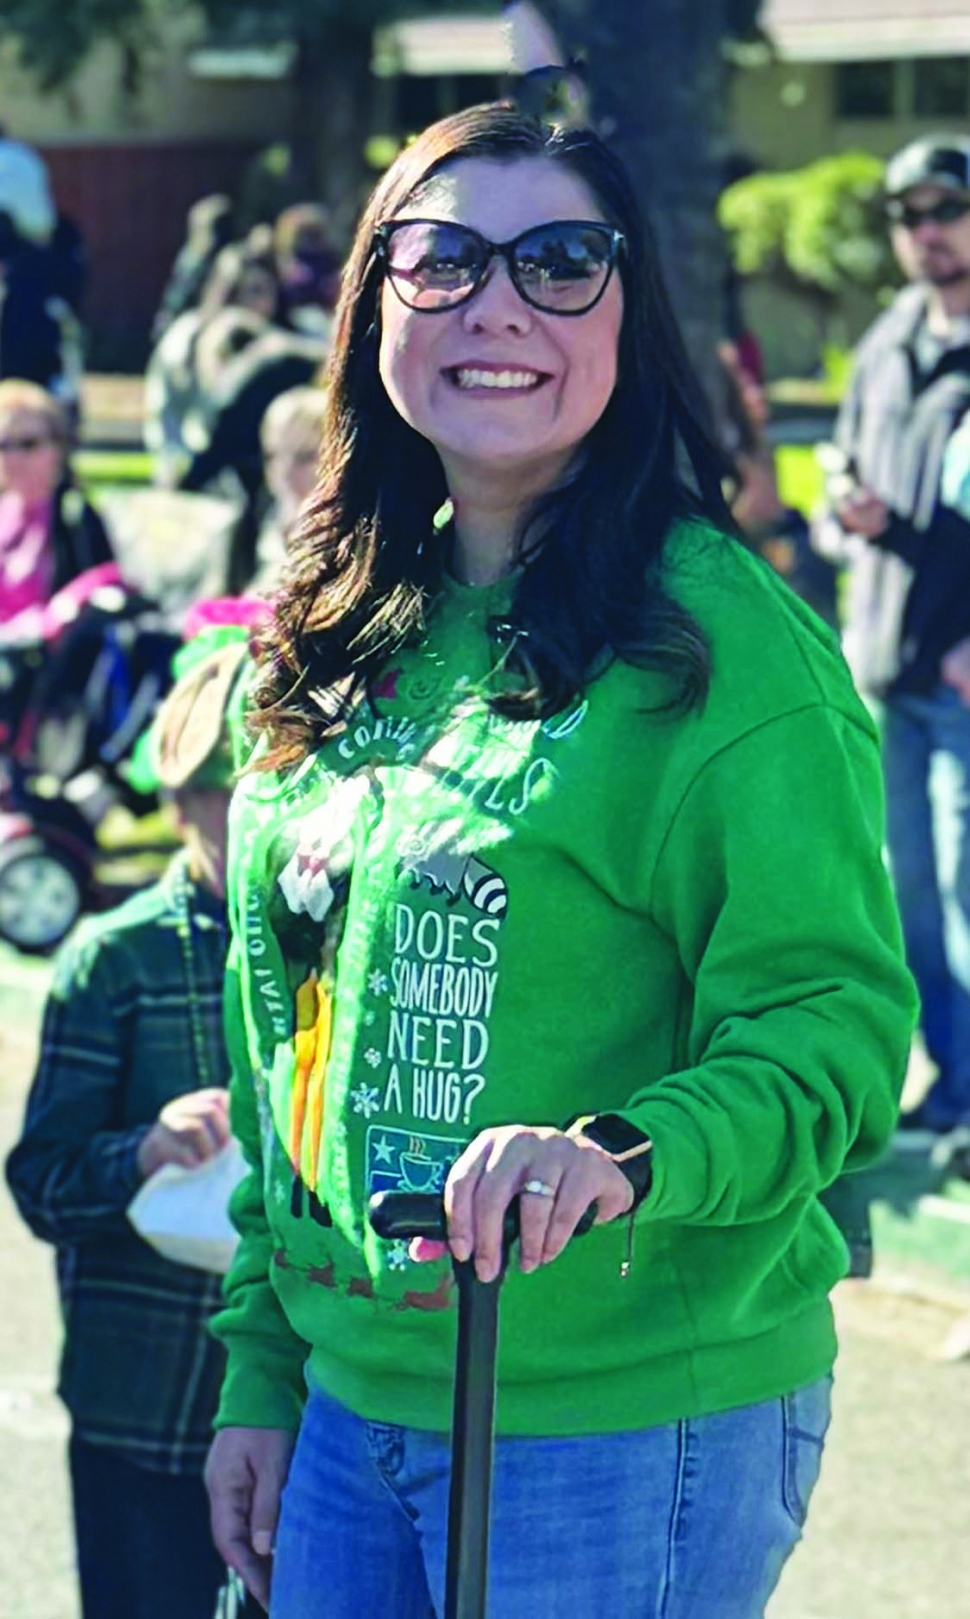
[454,368,541,391]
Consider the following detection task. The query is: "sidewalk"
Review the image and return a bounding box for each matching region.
[868,1144,970,1307]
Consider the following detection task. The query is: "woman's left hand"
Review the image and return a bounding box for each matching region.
[415,1125,634,1283]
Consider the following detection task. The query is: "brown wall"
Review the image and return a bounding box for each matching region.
[40,143,262,370]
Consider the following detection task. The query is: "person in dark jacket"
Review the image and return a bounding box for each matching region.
[718,340,838,628]
[814,134,970,1134]
[5,634,260,1619]
[151,192,236,344]
[0,212,82,415]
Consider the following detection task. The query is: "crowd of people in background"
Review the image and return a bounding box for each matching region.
[0,96,969,1619]
[0,129,847,646]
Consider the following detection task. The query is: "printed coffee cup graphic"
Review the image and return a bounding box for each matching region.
[400,1150,438,1191]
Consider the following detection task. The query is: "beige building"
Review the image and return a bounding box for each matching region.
[0,13,290,145]
[734,1,970,169]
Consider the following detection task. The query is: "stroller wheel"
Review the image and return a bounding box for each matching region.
[0,836,85,953]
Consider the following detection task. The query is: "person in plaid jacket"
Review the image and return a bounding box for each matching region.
[6,638,252,1619]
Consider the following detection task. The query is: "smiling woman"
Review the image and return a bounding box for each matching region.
[204,103,916,1619]
[248,105,729,748]
[376,157,626,559]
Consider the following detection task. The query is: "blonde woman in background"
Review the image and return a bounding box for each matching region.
[0,378,111,623]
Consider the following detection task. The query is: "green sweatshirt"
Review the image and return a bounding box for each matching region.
[212,521,916,1437]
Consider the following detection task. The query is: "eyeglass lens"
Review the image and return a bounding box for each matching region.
[383,221,617,314]
[889,197,970,229]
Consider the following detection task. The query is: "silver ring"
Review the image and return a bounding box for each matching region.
[521,1179,556,1199]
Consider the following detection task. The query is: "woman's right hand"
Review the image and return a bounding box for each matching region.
[205,1425,295,1611]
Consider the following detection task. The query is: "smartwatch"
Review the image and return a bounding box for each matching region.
[567,1112,654,1207]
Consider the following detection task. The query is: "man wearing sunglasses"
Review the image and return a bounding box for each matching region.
[814,135,970,1138]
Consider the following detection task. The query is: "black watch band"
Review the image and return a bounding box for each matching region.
[566,1111,654,1207]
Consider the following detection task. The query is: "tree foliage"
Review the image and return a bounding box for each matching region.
[0,0,489,89]
[0,0,155,91]
[196,0,489,45]
[718,151,896,303]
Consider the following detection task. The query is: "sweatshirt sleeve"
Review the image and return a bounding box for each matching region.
[627,701,917,1227]
[5,936,149,1243]
[209,938,308,1434]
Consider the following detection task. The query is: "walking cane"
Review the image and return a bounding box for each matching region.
[368,1189,512,1619]
[369,1189,596,1619]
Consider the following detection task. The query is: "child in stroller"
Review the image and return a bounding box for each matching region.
[0,563,182,952]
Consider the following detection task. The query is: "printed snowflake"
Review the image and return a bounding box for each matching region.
[272,1179,289,1206]
[367,971,389,997]
[386,1241,411,1272]
[363,1008,376,1028]
[350,1083,381,1119]
[363,1047,382,1069]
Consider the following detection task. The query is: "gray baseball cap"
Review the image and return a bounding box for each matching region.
[886,136,970,199]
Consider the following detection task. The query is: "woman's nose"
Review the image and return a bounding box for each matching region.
[460,257,534,335]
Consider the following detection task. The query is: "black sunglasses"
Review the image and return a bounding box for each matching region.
[374,218,624,316]
[886,195,970,231]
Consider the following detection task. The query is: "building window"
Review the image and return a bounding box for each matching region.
[835,61,897,119]
[913,58,970,119]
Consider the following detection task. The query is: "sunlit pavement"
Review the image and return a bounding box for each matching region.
[0,947,967,1618]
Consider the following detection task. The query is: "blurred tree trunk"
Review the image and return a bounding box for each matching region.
[292,23,376,244]
[557,0,733,404]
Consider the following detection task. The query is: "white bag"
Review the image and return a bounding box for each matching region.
[127,1139,248,1274]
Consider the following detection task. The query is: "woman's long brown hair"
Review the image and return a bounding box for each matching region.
[249,103,733,770]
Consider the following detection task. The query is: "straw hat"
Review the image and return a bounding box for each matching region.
[151,637,249,793]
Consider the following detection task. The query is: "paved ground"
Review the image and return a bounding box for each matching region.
[0,952,968,1618]
[0,961,75,1619]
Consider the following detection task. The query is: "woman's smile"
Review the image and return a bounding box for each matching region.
[444,362,552,395]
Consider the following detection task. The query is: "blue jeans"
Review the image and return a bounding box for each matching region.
[269,1378,832,1619]
[882,687,970,1124]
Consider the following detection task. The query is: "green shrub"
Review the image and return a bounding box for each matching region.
[719,151,899,333]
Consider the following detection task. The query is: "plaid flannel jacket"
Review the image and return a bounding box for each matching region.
[6,855,231,1475]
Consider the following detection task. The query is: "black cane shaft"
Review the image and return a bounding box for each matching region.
[367,1188,596,1617]
[445,1259,501,1619]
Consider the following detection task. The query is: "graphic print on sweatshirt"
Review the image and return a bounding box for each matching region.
[275,772,370,1222]
[375,819,509,1142]
[272,765,511,1234]
[241,686,591,1299]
